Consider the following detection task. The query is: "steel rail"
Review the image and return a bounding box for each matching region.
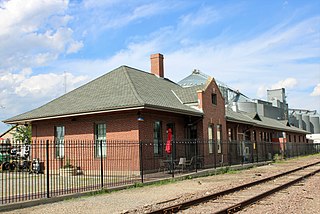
[214,167,320,214]
[148,161,320,214]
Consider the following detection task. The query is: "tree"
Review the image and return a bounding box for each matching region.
[13,125,32,144]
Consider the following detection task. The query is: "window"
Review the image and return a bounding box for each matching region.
[95,123,106,157]
[228,128,233,142]
[55,126,65,158]
[208,124,214,154]
[211,93,217,105]
[153,121,162,155]
[217,124,222,153]
[253,130,257,142]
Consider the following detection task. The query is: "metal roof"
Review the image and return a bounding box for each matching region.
[178,69,209,87]
[226,108,309,134]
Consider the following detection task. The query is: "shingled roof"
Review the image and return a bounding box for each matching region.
[226,108,309,134]
[4,66,203,123]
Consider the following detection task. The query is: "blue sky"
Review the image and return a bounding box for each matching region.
[0,0,319,133]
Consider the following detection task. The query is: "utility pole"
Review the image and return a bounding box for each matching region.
[63,71,67,94]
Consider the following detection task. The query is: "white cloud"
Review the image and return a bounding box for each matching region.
[75,11,318,111]
[0,0,82,69]
[0,68,88,99]
[180,6,220,27]
[271,78,298,90]
[67,41,84,54]
[257,85,268,98]
[311,84,320,96]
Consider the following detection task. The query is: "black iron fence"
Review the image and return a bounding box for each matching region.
[0,139,319,205]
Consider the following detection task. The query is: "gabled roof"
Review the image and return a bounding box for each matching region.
[226,109,309,134]
[4,66,203,123]
[173,85,204,104]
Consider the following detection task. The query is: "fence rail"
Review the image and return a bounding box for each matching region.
[0,139,319,205]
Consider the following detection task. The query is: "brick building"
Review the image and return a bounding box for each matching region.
[4,53,226,172]
[3,53,309,173]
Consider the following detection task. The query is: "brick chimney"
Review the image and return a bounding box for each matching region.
[150,53,164,78]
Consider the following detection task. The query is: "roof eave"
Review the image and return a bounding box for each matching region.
[226,117,255,125]
[145,105,203,117]
[4,104,203,124]
[3,106,145,124]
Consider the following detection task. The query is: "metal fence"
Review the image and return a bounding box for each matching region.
[0,139,319,205]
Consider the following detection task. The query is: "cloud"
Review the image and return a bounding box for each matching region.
[257,85,268,98]
[76,10,318,111]
[180,6,220,27]
[0,0,82,69]
[0,67,88,134]
[271,78,298,89]
[311,84,320,96]
[67,41,84,54]
[0,68,88,106]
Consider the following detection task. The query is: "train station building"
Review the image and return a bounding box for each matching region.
[3,53,310,171]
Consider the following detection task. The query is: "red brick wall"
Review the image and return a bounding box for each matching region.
[197,78,227,165]
[30,109,196,172]
[31,111,141,172]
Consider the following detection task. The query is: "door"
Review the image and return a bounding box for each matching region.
[186,125,197,159]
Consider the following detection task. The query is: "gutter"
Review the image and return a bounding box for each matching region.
[3,106,145,124]
[4,104,203,124]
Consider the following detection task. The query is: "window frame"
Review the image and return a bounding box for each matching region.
[208,124,214,154]
[94,123,107,158]
[54,125,65,158]
[211,93,217,105]
[216,124,222,154]
[153,121,163,156]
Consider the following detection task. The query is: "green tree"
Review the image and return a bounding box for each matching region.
[13,125,32,144]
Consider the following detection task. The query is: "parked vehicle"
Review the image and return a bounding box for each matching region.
[0,143,31,171]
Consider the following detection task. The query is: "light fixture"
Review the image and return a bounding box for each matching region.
[137,111,144,122]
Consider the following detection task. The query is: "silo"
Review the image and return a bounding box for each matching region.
[295,113,303,129]
[302,114,311,132]
[238,102,257,114]
[310,115,320,134]
[289,114,299,127]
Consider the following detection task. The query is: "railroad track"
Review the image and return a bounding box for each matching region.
[148,161,320,214]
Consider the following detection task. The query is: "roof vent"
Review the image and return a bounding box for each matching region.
[192,69,200,74]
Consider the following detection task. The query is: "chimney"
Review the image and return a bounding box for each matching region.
[150,53,164,78]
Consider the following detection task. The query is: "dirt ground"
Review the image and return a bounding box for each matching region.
[3,154,320,214]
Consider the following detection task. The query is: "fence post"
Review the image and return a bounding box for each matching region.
[214,140,217,169]
[46,140,50,198]
[171,140,174,178]
[256,142,259,163]
[100,140,103,189]
[139,141,144,183]
[195,140,198,173]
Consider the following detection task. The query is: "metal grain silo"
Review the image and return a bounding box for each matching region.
[302,114,311,132]
[310,115,320,134]
[295,113,303,129]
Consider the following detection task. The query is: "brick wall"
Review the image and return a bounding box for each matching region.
[197,78,227,165]
[31,111,141,172]
[30,109,195,172]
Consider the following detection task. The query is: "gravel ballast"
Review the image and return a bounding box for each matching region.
[3,154,320,214]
